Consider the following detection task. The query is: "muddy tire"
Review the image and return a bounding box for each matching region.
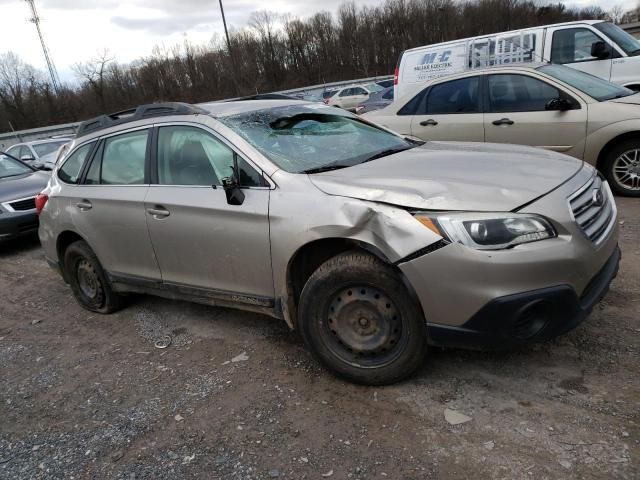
[63,240,122,314]
[298,251,427,385]
[602,139,640,197]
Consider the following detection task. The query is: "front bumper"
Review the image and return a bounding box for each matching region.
[425,246,620,349]
[398,167,621,349]
[0,210,39,240]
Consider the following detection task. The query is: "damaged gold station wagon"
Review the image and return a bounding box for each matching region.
[37,100,620,385]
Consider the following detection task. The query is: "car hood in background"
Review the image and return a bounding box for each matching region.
[609,93,640,106]
[0,171,50,203]
[309,142,583,211]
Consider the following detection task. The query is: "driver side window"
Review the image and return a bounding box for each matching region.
[157,126,265,187]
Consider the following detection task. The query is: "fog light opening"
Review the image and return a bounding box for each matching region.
[512,300,550,340]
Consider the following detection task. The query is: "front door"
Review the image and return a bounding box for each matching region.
[144,124,274,300]
[410,76,485,142]
[484,73,588,159]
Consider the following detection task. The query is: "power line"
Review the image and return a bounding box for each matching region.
[25,0,61,92]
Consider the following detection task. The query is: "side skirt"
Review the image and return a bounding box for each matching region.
[108,273,283,319]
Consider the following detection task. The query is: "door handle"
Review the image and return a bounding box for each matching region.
[76,200,92,210]
[146,206,170,219]
[419,119,438,126]
[492,118,514,126]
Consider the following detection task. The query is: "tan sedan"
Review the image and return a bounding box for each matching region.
[364,64,640,196]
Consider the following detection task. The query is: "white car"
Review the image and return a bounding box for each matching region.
[4,138,72,170]
[326,83,384,111]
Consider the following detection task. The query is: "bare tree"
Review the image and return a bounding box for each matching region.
[72,49,115,110]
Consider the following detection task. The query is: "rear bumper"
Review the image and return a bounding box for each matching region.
[426,246,620,349]
[0,211,39,240]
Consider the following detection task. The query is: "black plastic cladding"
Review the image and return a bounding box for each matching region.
[76,102,208,138]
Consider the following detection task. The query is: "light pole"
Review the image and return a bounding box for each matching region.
[218,0,239,95]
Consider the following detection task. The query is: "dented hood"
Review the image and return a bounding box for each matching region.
[309,141,583,211]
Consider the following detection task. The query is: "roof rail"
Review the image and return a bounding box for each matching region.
[76,102,208,138]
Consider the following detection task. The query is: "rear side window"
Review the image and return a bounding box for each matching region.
[423,77,480,115]
[58,143,94,184]
[352,87,367,96]
[488,74,561,112]
[87,130,148,185]
[339,88,352,97]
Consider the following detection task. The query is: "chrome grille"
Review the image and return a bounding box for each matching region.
[569,175,616,245]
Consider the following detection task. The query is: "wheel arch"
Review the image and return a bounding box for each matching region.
[596,131,640,173]
[56,230,88,282]
[284,237,426,330]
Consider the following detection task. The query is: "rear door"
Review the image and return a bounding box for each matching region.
[483,73,587,158]
[410,76,485,142]
[144,123,274,301]
[62,128,161,281]
[547,26,614,81]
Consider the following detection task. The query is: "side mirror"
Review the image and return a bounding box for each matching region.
[545,98,572,111]
[21,155,35,162]
[221,176,245,206]
[590,41,610,60]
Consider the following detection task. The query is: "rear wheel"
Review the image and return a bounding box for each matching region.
[64,240,122,313]
[298,251,427,385]
[602,139,640,197]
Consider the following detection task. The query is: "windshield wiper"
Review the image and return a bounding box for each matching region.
[360,146,412,164]
[301,163,351,174]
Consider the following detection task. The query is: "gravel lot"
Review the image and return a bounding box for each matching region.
[1,198,638,480]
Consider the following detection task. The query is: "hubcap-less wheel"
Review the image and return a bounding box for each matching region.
[613,149,640,191]
[76,258,104,305]
[322,285,405,368]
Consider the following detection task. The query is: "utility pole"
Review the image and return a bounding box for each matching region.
[218,0,239,95]
[25,0,60,92]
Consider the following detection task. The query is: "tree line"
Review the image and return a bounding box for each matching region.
[0,0,633,134]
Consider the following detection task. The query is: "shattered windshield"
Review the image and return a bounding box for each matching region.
[219,104,412,173]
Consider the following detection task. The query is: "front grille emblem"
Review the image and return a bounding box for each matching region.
[592,188,604,207]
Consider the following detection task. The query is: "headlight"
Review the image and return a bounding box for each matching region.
[414,212,556,250]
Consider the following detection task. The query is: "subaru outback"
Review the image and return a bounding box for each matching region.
[37,101,620,385]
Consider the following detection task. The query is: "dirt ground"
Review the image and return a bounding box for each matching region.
[0,199,638,480]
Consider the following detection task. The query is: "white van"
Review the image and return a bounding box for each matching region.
[394,20,640,98]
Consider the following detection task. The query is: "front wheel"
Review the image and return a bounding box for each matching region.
[602,140,640,197]
[298,251,427,385]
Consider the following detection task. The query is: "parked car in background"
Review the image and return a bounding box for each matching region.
[0,152,49,241]
[394,20,640,99]
[39,100,619,385]
[376,79,394,89]
[326,83,384,111]
[365,64,640,196]
[322,89,339,102]
[4,138,72,170]
[356,87,394,114]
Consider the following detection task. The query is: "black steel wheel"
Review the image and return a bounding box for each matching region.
[64,240,122,314]
[298,251,427,385]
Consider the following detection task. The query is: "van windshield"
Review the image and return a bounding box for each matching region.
[594,22,640,56]
[537,64,635,101]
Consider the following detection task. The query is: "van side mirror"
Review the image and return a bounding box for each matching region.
[21,154,35,162]
[590,41,610,60]
[545,98,573,111]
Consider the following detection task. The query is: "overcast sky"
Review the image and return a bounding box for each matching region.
[0,0,626,83]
